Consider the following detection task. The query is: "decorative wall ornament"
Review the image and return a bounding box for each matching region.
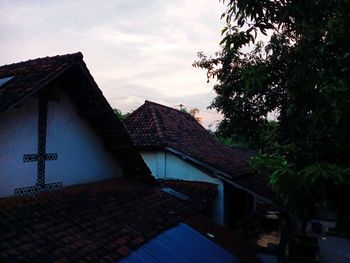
[14,95,62,197]
[14,182,63,196]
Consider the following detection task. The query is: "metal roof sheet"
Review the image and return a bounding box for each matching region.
[120,223,240,263]
[0,76,14,86]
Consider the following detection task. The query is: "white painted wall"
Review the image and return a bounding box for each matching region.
[141,151,225,225]
[0,99,39,196]
[141,151,166,178]
[0,89,123,197]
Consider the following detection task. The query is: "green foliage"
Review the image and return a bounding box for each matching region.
[179,107,202,123]
[113,108,129,120]
[194,0,350,220]
[217,136,239,147]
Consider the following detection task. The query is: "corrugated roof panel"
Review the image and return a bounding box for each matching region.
[120,223,240,263]
[0,76,14,86]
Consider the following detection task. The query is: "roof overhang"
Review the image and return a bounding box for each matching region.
[0,62,77,116]
[165,147,283,209]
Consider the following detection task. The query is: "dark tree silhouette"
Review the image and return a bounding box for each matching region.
[194,0,350,222]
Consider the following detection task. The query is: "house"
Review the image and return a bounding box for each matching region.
[124,101,278,227]
[0,52,151,197]
[0,53,256,262]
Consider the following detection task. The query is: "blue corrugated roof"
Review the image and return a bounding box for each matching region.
[119,223,240,263]
[0,76,14,86]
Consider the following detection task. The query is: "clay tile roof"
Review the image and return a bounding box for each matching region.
[0,179,252,262]
[158,179,218,205]
[124,101,276,202]
[0,52,83,113]
[0,53,152,180]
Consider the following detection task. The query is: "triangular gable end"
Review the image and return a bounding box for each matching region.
[124,100,277,204]
[0,53,153,197]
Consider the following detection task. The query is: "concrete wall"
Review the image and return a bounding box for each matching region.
[0,89,123,197]
[141,150,224,225]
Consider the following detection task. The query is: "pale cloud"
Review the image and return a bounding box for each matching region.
[0,0,225,129]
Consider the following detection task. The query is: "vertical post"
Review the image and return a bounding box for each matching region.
[36,95,48,187]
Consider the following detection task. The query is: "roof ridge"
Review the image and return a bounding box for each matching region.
[146,101,166,144]
[0,54,84,113]
[0,52,83,69]
[145,100,191,117]
[124,102,147,121]
[145,100,214,137]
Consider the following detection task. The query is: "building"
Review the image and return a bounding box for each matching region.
[0,52,152,197]
[0,53,255,262]
[124,101,277,227]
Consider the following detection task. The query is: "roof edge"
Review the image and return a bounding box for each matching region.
[0,52,83,69]
[165,147,281,207]
[0,57,80,115]
[146,101,166,142]
[144,100,193,117]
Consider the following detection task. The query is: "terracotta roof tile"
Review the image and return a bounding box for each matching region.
[124,101,276,202]
[0,179,212,262]
[0,53,83,113]
[159,179,218,206]
[0,53,152,181]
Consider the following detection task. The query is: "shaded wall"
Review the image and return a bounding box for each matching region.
[0,89,123,197]
[141,150,224,225]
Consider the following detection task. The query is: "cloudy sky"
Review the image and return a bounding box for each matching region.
[1,0,226,129]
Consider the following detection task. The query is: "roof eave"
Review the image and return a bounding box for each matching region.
[0,60,78,115]
[135,144,166,151]
[165,147,283,208]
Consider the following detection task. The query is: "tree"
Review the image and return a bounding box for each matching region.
[189,108,202,123]
[113,108,129,120]
[179,106,202,123]
[194,0,350,222]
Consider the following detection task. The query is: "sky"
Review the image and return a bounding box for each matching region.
[1,0,226,129]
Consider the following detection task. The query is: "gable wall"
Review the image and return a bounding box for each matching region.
[0,89,123,197]
[0,99,38,196]
[141,150,224,225]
